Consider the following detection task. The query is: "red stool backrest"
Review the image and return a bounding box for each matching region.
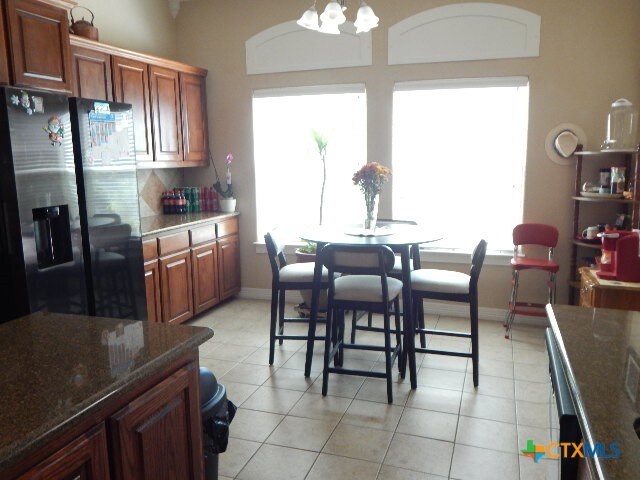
[512,223,559,248]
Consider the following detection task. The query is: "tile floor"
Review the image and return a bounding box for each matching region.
[190,299,557,480]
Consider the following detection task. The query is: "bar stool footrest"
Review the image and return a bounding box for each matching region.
[415,347,472,359]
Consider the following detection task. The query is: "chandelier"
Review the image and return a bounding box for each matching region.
[297,1,379,34]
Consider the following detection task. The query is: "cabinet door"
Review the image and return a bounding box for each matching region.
[159,250,193,324]
[5,0,72,92]
[112,56,153,163]
[179,72,208,165]
[0,1,10,85]
[144,259,162,323]
[17,423,110,480]
[191,242,219,313]
[71,45,113,101]
[218,234,241,300]
[109,363,204,480]
[149,65,183,164]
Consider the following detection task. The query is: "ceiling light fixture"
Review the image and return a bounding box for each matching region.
[297,1,379,35]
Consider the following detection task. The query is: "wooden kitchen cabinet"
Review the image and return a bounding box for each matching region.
[579,267,640,310]
[190,224,220,314]
[112,55,154,163]
[143,216,240,322]
[144,260,161,323]
[109,362,203,480]
[180,72,209,165]
[5,0,73,92]
[143,239,161,323]
[16,423,111,480]
[0,314,209,480]
[0,1,10,85]
[149,65,183,164]
[217,218,241,301]
[70,35,208,168]
[70,44,113,101]
[158,232,193,324]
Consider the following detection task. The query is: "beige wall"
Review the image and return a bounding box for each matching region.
[74,0,178,59]
[92,0,640,310]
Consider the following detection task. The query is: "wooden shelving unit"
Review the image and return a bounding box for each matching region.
[568,146,640,304]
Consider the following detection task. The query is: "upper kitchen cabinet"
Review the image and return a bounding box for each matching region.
[4,0,73,92]
[180,72,209,165]
[69,35,209,169]
[0,1,10,85]
[70,44,113,101]
[149,65,183,164]
[111,55,154,163]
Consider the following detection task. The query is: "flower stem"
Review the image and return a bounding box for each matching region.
[319,151,326,225]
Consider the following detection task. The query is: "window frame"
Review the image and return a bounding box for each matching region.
[252,83,368,245]
[391,76,530,255]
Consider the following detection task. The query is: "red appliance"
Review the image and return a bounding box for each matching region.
[597,231,640,282]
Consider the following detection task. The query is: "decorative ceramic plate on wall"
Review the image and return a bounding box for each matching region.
[545,123,588,165]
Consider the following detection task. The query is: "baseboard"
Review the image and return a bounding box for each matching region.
[238,287,548,327]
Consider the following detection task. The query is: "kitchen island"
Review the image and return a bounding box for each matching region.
[0,311,212,479]
[547,304,640,479]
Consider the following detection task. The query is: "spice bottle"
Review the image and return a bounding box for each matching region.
[599,168,611,189]
[610,166,626,194]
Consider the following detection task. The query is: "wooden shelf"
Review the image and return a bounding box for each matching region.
[572,239,601,249]
[571,196,637,204]
[575,149,638,156]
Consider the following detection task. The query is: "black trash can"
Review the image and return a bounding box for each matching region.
[200,367,236,480]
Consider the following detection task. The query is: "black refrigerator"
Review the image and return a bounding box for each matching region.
[0,87,147,323]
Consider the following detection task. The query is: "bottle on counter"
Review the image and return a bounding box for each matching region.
[212,188,219,212]
[203,187,207,212]
[162,191,168,214]
[206,187,213,211]
[194,187,200,212]
[188,187,195,212]
[184,188,191,213]
[180,192,187,213]
[202,187,209,212]
[169,190,177,214]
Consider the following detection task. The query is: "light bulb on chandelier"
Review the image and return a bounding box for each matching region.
[297,0,378,34]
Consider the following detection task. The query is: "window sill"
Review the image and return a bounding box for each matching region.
[254,241,511,267]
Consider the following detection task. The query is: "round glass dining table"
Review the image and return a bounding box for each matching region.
[299,224,442,390]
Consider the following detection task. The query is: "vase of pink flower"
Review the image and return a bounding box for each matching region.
[213,153,236,212]
[352,162,392,231]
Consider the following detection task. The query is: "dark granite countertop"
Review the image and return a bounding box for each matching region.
[141,212,238,236]
[0,312,212,472]
[547,305,640,479]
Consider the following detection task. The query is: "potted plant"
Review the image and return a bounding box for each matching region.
[295,240,317,263]
[212,153,236,212]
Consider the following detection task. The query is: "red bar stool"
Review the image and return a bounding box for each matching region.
[504,223,559,338]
